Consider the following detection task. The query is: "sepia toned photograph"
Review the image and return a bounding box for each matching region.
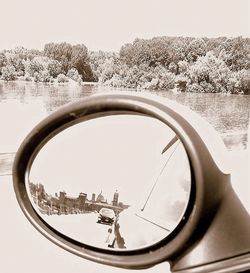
[0,1,249,273]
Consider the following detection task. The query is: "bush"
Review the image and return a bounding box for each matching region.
[178,60,189,74]
[100,62,176,90]
[140,66,175,90]
[168,62,178,74]
[33,72,40,82]
[240,70,250,94]
[227,69,250,94]
[24,57,46,77]
[185,52,231,93]
[104,74,124,88]
[89,51,118,81]
[40,70,51,83]
[5,52,25,76]
[0,53,7,74]
[157,71,175,90]
[1,65,16,81]
[67,68,82,83]
[47,60,62,78]
[57,73,69,83]
[186,83,204,93]
[175,74,188,92]
[23,74,32,81]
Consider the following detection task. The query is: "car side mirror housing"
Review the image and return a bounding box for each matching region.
[13,92,250,272]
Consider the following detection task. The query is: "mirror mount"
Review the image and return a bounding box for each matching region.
[13,93,250,272]
[169,184,250,272]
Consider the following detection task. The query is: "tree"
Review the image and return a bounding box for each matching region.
[3,47,43,77]
[227,69,250,94]
[186,38,207,63]
[119,43,135,66]
[1,65,16,81]
[70,44,94,81]
[178,60,189,74]
[119,39,152,67]
[89,51,118,81]
[44,42,95,81]
[218,37,250,71]
[67,68,82,83]
[24,57,46,77]
[172,37,191,62]
[5,52,25,76]
[205,37,227,53]
[47,59,62,78]
[57,73,69,83]
[0,53,7,75]
[185,52,232,93]
[119,38,172,67]
[148,37,172,67]
[44,42,72,72]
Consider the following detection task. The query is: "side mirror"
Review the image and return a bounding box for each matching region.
[13,92,250,273]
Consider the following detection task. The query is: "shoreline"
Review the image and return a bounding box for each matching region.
[0,78,99,86]
[0,79,249,95]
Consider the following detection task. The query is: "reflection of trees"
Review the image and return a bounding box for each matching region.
[44,83,97,112]
[44,88,71,112]
[28,182,129,216]
[0,80,97,114]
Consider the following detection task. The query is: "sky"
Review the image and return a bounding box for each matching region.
[0,0,249,52]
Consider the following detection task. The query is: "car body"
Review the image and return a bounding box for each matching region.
[97,208,115,225]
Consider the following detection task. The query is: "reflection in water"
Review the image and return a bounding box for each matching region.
[27,115,191,250]
[0,81,99,112]
[0,81,249,150]
[0,82,99,151]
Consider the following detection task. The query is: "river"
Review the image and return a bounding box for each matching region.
[0,80,249,219]
[1,81,249,151]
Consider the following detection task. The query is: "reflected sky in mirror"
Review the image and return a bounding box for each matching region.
[28,114,191,250]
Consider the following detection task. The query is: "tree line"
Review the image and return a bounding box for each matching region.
[0,43,95,84]
[0,37,249,94]
[90,36,250,94]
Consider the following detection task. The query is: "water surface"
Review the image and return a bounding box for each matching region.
[0,81,249,153]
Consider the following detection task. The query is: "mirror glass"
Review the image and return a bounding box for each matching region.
[27,114,191,251]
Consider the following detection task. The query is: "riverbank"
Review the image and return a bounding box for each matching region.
[0,78,98,87]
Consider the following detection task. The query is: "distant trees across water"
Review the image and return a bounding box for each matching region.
[0,37,249,94]
[90,37,250,94]
[0,43,96,84]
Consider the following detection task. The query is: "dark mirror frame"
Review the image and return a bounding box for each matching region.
[13,93,250,272]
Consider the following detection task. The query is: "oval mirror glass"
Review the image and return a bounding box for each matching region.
[27,114,191,251]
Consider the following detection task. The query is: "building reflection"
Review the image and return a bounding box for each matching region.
[28,182,129,216]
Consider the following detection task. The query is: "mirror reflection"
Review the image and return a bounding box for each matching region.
[27,114,191,250]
